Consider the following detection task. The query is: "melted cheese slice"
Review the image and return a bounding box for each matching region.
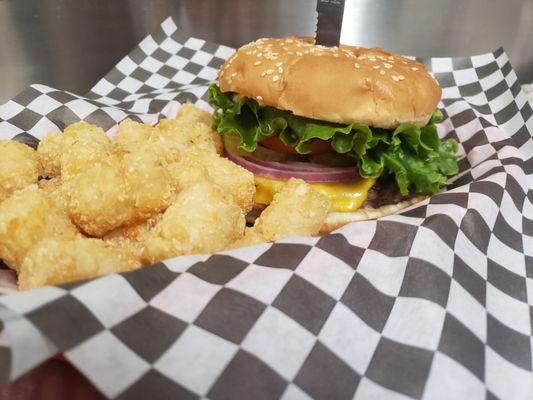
[254,176,376,212]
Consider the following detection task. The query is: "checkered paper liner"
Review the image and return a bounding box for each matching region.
[0,17,532,400]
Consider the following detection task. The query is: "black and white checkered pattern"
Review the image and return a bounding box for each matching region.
[0,17,532,400]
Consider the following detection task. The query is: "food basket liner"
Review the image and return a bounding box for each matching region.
[0,17,532,400]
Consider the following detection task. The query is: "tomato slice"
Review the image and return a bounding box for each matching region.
[260,135,333,155]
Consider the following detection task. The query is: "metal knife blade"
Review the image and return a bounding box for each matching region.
[315,0,346,46]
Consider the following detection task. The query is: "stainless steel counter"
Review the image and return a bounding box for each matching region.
[0,0,532,103]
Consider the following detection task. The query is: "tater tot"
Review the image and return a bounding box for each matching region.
[0,185,78,271]
[60,122,113,180]
[251,178,331,241]
[0,140,41,202]
[175,103,213,126]
[115,119,158,150]
[229,227,267,249]
[37,131,63,177]
[18,236,141,290]
[122,142,175,215]
[168,151,255,213]
[156,118,223,158]
[167,159,210,190]
[38,177,70,216]
[142,182,245,263]
[103,216,160,261]
[65,144,174,236]
[63,155,134,236]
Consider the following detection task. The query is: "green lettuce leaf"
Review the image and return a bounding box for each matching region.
[208,83,458,195]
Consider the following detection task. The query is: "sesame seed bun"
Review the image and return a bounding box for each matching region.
[219,37,441,129]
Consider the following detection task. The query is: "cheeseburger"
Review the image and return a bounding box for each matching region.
[208,37,458,231]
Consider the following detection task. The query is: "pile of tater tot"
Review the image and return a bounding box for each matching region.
[0,104,331,290]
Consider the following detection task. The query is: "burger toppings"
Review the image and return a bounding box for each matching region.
[208,83,458,196]
[224,135,359,182]
[253,176,376,213]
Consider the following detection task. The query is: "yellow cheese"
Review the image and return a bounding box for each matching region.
[254,176,375,212]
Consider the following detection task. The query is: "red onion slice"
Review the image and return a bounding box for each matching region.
[243,156,343,172]
[226,149,359,182]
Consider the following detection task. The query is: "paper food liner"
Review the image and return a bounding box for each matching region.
[0,17,532,400]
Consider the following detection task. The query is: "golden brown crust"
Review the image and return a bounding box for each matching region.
[249,195,428,235]
[219,37,441,128]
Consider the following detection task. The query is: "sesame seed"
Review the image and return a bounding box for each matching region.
[355,63,360,69]
[373,65,380,69]
[275,62,283,66]
[379,70,385,75]
[231,72,237,77]
[383,63,392,69]
[333,53,339,57]
[260,71,267,77]
[278,67,283,73]
[392,75,399,82]
[245,51,252,55]
[411,67,419,71]
[256,95,263,101]
[296,51,303,56]
[254,61,262,66]
[272,75,280,82]
[398,75,405,81]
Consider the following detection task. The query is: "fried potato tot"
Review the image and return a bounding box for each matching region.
[116,113,221,164]
[37,131,63,177]
[168,151,255,213]
[103,216,160,261]
[156,118,222,158]
[251,178,331,241]
[143,182,245,263]
[63,155,133,236]
[0,185,78,272]
[175,103,213,126]
[115,118,158,151]
[58,122,113,180]
[229,227,266,249]
[39,177,69,213]
[18,236,141,290]
[0,140,41,202]
[122,142,175,215]
[64,145,174,236]
[167,159,210,189]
